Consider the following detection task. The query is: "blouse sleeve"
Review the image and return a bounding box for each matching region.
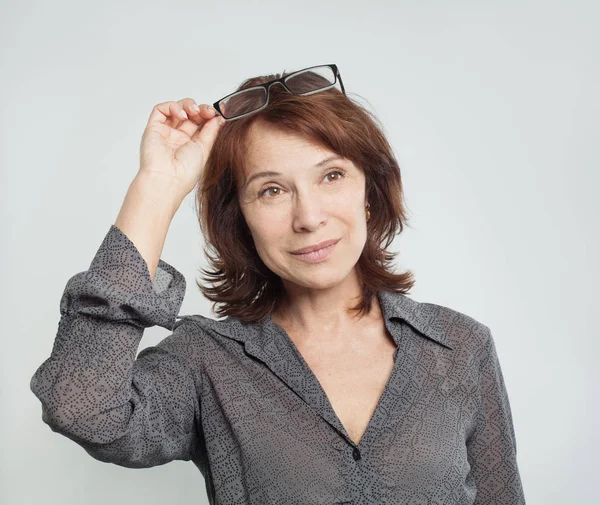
[466,327,526,504]
[29,224,202,468]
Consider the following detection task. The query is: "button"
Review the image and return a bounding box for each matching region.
[352,447,361,461]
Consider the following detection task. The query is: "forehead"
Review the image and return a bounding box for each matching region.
[244,121,336,171]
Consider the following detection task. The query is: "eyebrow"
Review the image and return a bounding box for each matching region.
[242,155,345,192]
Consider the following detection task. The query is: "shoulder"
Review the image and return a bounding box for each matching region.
[171,313,235,342]
[408,298,500,384]
[169,312,252,353]
[397,293,494,358]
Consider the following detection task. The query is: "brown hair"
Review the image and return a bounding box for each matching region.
[194,70,415,325]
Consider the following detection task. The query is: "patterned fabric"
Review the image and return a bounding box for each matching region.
[30,224,526,505]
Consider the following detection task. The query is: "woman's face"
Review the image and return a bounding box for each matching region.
[236,120,369,292]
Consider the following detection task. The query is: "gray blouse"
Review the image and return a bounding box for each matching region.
[30,224,526,505]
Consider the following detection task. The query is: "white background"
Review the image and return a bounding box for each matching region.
[2,0,598,504]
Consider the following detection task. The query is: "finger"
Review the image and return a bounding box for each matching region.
[179,98,216,122]
[147,100,218,137]
[147,101,192,130]
[168,102,188,129]
[190,114,226,150]
[177,100,217,137]
[148,101,186,123]
[179,99,218,134]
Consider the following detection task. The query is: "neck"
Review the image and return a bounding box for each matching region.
[272,280,383,344]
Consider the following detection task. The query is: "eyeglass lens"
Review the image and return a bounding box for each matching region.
[218,65,337,119]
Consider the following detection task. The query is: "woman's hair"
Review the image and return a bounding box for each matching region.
[194,70,415,325]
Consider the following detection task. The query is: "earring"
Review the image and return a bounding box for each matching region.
[365,202,371,222]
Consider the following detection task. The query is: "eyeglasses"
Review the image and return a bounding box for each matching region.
[212,64,345,121]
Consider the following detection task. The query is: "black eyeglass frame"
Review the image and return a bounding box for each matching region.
[212,63,346,121]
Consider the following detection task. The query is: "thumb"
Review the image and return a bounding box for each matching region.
[176,115,224,169]
[191,114,225,149]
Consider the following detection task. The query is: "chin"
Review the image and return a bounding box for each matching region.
[283,267,354,290]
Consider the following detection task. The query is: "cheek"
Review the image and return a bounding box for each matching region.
[251,219,287,252]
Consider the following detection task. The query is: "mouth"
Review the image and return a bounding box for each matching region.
[289,239,340,263]
[290,238,341,255]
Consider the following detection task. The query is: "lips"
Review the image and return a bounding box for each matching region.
[290,238,340,255]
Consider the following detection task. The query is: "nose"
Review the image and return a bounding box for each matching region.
[291,196,328,232]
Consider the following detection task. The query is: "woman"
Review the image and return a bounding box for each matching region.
[30,64,526,504]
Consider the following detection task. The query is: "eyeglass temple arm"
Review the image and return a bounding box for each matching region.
[335,67,346,95]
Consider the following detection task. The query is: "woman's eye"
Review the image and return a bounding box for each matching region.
[258,170,346,199]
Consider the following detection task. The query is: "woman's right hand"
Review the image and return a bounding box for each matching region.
[138,98,226,200]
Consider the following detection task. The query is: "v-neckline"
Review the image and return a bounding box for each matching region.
[266,313,402,448]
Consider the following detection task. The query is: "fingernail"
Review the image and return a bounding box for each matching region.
[191,103,200,112]
[180,110,188,119]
